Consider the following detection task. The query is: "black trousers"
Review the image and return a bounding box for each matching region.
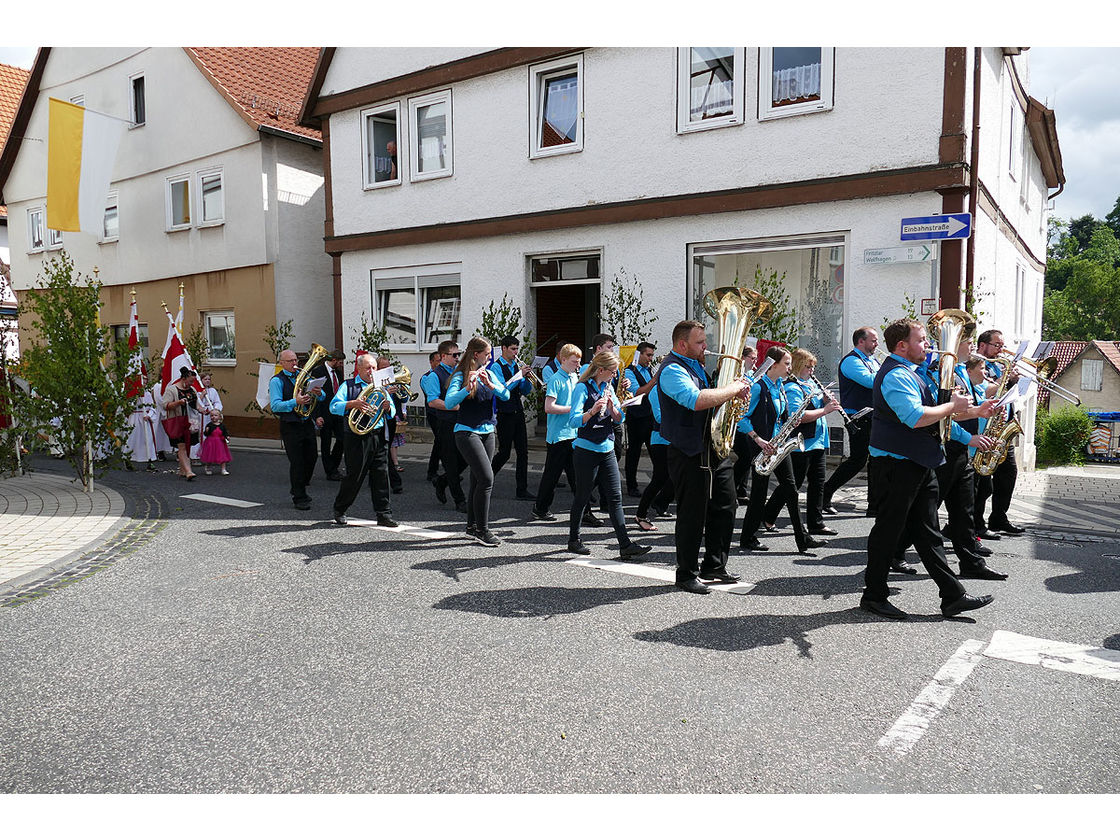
[763,449,826,530]
[319,415,345,476]
[732,432,755,501]
[935,442,986,570]
[333,430,391,517]
[455,430,496,530]
[666,446,736,584]
[279,420,318,503]
[863,456,966,604]
[433,418,466,503]
[569,447,630,548]
[636,443,675,519]
[823,417,871,505]
[742,454,807,547]
[975,444,1017,528]
[624,414,655,491]
[426,414,442,482]
[534,439,583,516]
[385,416,402,492]
[492,410,529,494]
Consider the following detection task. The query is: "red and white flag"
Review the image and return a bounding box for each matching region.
[125,297,147,398]
[159,310,204,400]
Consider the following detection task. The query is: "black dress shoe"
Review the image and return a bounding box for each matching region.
[801,536,829,549]
[808,526,838,536]
[377,516,399,528]
[473,529,501,547]
[675,579,711,595]
[531,509,557,522]
[942,592,994,617]
[433,475,448,504]
[958,566,1008,581]
[859,597,909,620]
[454,500,468,513]
[627,487,642,498]
[333,510,347,525]
[581,511,603,527]
[973,541,993,557]
[992,521,1025,535]
[740,538,769,552]
[890,560,918,575]
[294,499,312,511]
[975,528,1002,541]
[567,541,591,555]
[822,505,839,515]
[700,570,741,584]
[619,543,652,560]
[515,491,537,501]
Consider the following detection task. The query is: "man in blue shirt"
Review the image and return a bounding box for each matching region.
[419,351,443,484]
[269,348,325,510]
[656,319,752,595]
[822,326,880,514]
[622,341,657,497]
[974,329,1025,537]
[421,340,467,513]
[489,335,536,500]
[860,319,997,621]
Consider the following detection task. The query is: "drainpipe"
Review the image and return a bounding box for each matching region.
[965,47,982,312]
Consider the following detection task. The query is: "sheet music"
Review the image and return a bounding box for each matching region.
[370,368,394,388]
[305,376,327,391]
[531,355,549,369]
[752,356,776,380]
[504,369,525,387]
[621,394,645,408]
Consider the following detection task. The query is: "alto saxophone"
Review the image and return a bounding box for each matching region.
[753,391,809,476]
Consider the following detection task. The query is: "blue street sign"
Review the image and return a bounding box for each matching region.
[900,213,972,241]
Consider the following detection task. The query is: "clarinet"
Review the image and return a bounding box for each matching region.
[810,374,866,430]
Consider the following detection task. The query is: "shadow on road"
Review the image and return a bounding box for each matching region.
[432,583,670,618]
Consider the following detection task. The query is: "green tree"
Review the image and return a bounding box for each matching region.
[349,311,396,363]
[1042,259,1120,340]
[1081,226,1120,269]
[1106,196,1120,241]
[1068,213,1104,253]
[14,252,133,490]
[476,294,540,420]
[741,264,799,345]
[601,267,658,345]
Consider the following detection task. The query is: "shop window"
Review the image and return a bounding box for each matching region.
[372,266,462,351]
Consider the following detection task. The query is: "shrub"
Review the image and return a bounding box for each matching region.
[1035,404,1094,466]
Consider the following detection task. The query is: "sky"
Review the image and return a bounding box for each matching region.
[2,41,1117,223]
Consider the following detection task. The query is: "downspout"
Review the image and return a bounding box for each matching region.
[964,47,982,312]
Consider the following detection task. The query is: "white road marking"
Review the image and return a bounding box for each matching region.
[565,557,755,594]
[983,630,1120,683]
[1009,497,1119,531]
[877,639,986,755]
[341,518,457,540]
[180,494,263,508]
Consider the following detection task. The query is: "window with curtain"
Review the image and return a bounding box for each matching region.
[410,90,452,180]
[103,193,119,241]
[758,48,834,120]
[27,208,44,251]
[530,55,583,157]
[204,311,236,363]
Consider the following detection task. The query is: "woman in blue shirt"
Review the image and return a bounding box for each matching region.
[531,343,584,522]
[566,351,651,560]
[760,348,841,535]
[444,336,510,547]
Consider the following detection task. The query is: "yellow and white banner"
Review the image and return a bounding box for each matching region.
[47,97,124,233]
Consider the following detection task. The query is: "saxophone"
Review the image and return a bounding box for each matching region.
[972,357,1020,476]
[753,389,809,476]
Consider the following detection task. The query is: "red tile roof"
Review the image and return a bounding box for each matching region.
[1045,340,1120,409]
[0,61,32,220]
[185,48,322,143]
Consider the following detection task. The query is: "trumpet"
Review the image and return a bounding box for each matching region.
[521,363,545,389]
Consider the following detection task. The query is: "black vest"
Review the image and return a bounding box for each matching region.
[426,364,455,424]
[655,353,710,457]
[576,382,615,445]
[624,364,653,418]
[457,373,496,429]
[271,372,305,424]
[344,378,390,438]
[493,358,523,414]
[954,368,981,436]
[838,349,876,412]
[745,377,788,459]
[869,356,944,470]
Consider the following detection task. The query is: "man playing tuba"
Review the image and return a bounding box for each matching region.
[270,348,326,510]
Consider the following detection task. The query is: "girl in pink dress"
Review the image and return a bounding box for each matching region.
[200,410,232,475]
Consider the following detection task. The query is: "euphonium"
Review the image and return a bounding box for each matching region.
[703,286,774,459]
[292,343,331,418]
[926,309,975,444]
[347,383,393,435]
[388,365,415,401]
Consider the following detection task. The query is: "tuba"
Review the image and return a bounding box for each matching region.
[292,343,331,418]
[703,286,774,459]
[926,309,975,444]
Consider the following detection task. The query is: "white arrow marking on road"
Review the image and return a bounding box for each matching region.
[877,639,986,755]
[983,630,1120,682]
[342,517,457,540]
[565,557,756,594]
[180,493,263,508]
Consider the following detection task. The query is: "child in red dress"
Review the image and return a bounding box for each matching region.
[200,410,232,475]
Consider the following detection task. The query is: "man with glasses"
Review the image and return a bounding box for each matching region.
[974,329,1025,537]
[421,340,467,512]
[269,348,325,510]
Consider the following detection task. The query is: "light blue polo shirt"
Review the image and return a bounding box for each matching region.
[786,378,827,451]
[545,367,578,444]
[737,374,786,439]
[869,353,972,460]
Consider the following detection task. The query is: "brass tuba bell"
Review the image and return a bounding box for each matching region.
[926,309,975,444]
[292,343,331,418]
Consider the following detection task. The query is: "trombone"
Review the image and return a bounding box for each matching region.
[996,350,1081,405]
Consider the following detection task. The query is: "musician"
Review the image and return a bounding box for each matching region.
[489,335,536,501]
[583,333,623,471]
[565,351,652,560]
[633,376,675,532]
[313,349,347,480]
[330,353,398,528]
[421,340,468,513]
[759,349,842,537]
[419,351,444,485]
[732,345,759,504]
[822,327,881,515]
[974,329,1025,537]
[269,349,325,510]
[531,344,590,524]
[444,336,511,547]
[622,341,657,498]
[656,319,752,594]
[859,319,997,620]
[738,347,824,554]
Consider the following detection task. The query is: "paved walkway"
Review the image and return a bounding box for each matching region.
[0,473,127,589]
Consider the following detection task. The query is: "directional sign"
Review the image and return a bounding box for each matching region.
[864,244,935,265]
[900,213,972,241]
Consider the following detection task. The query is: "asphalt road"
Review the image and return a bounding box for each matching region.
[1,447,1117,794]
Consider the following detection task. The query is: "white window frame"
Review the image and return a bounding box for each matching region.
[198,168,225,226]
[203,310,236,366]
[676,48,745,133]
[371,263,462,352]
[27,207,45,252]
[528,250,603,288]
[360,101,403,190]
[69,94,84,107]
[46,226,64,250]
[129,71,146,127]
[166,174,192,230]
[1081,359,1104,392]
[408,89,453,182]
[102,191,119,243]
[758,48,835,121]
[529,54,584,159]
